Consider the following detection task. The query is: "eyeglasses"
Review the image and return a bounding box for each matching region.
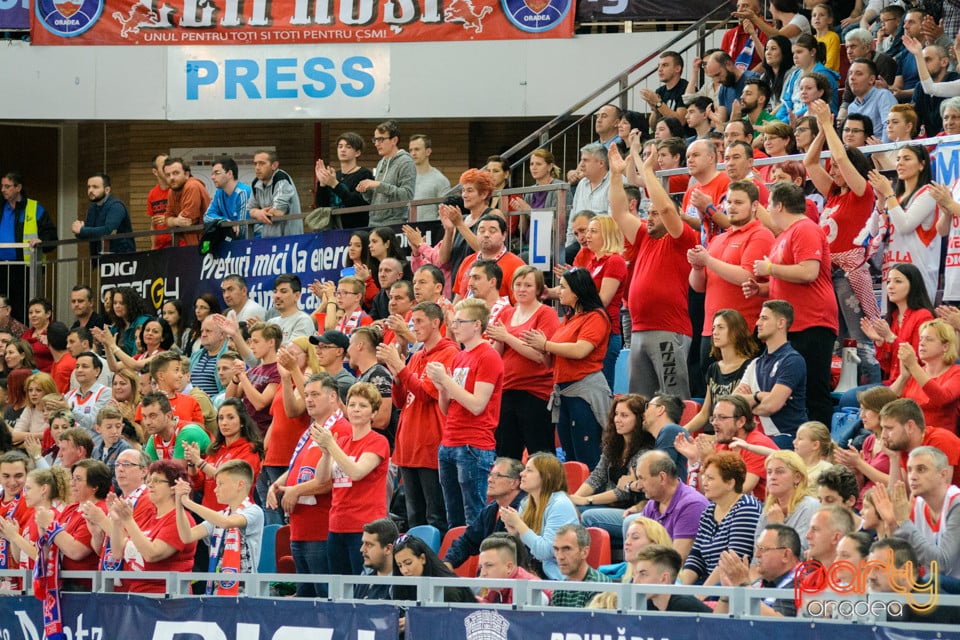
[756,545,787,554]
[489,472,517,480]
[842,127,864,134]
[115,461,142,468]
[147,478,170,486]
[452,319,476,325]
[373,136,390,144]
[794,127,810,134]
[336,290,359,296]
[315,344,340,350]
[710,415,735,423]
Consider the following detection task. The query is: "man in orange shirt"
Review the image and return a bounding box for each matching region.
[163,157,211,246]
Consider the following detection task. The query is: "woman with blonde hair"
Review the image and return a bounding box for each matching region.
[891,318,960,429]
[754,451,819,550]
[12,372,59,444]
[499,452,578,579]
[109,368,143,444]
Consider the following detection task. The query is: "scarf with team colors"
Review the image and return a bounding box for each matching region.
[206,498,253,596]
[0,492,20,570]
[33,521,65,640]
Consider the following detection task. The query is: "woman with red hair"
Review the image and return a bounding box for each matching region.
[438,168,503,290]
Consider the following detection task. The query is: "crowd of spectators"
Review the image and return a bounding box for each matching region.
[3,0,960,625]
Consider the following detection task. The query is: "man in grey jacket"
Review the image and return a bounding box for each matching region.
[358,119,417,226]
[248,150,303,238]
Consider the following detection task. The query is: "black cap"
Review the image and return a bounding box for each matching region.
[309,330,350,351]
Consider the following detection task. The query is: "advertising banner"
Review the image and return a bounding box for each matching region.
[99,222,442,314]
[576,0,726,22]
[406,606,952,640]
[0,0,29,29]
[165,46,390,120]
[0,594,398,640]
[31,0,575,45]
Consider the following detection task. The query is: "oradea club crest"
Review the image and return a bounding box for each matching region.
[35,0,103,37]
[501,0,571,33]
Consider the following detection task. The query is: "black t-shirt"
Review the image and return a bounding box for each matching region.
[656,78,690,112]
[315,167,375,228]
[359,362,397,451]
[658,594,712,613]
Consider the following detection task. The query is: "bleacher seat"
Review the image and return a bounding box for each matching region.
[680,399,701,424]
[439,525,478,578]
[275,524,296,574]
[614,348,630,395]
[407,524,442,554]
[563,461,590,493]
[259,524,281,573]
[586,527,611,568]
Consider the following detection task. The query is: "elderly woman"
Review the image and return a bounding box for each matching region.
[680,451,762,585]
[891,319,960,430]
[438,168,502,294]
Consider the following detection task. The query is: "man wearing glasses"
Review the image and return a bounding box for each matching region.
[357,119,417,226]
[442,457,524,571]
[715,523,802,616]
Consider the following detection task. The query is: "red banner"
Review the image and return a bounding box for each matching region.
[30,0,574,45]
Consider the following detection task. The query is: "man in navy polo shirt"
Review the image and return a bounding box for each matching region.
[736,300,807,449]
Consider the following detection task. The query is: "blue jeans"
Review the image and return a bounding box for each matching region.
[438,445,495,529]
[557,393,602,470]
[581,507,631,549]
[255,465,287,526]
[290,539,328,598]
[326,532,364,576]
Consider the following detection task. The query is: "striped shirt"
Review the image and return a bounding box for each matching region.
[683,494,762,582]
[190,348,220,399]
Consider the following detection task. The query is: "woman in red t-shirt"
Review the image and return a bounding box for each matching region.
[489,266,561,460]
[861,263,934,383]
[314,382,389,576]
[107,459,197,593]
[522,268,611,469]
[584,215,628,390]
[186,398,263,510]
[891,319,960,432]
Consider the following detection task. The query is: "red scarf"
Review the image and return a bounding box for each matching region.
[33,520,66,640]
[336,308,367,335]
[207,499,252,596]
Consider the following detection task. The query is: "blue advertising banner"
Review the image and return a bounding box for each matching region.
[0,0,29,29]
[407,606,952,640]
[0,594,398,640]
[99,222,441,314]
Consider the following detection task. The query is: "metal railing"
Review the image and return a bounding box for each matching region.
[29,182,570,313]
[499,2,734,178]
[2,567,958,632]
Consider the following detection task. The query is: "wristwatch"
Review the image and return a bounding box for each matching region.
[656,100,664,109]
[588,496,594,505]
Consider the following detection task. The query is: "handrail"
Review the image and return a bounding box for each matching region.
[499,1,735,168]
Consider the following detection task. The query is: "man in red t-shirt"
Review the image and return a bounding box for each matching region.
[379,302,460,530]
[689,180,775,369]
[426,298,504,528]
[724,0,770,69]
[610,146,698,400]
[678,395,777,500]
[267,372,352,598]
[745,182,839,427]
[147,153,172,249]
[453,215,526,304]
[880,398,960,487]
[681,140,732,247]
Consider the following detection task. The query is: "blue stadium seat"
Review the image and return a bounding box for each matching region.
[614,348,630,395]
[259,524,281,573]
[406,525,442,554]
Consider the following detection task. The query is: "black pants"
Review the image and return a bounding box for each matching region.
[496,389,555,460]
[788,326,837,427]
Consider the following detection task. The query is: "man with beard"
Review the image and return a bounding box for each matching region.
[453,215,524,304]
[164,157,211,247]
[72,173,135,254]
[709,51,759,124]
[735,78,777,133]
